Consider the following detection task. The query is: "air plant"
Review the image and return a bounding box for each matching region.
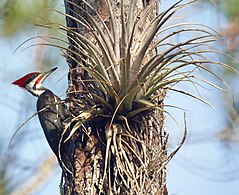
[17,0,237,193]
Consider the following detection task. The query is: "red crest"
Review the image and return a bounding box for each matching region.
[12,72,40,88]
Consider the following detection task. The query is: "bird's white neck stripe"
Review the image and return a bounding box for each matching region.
[26,75,46,96]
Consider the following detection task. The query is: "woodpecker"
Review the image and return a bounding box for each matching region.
[12,67,67,158]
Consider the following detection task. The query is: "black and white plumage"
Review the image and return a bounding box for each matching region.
[12,67,68,158]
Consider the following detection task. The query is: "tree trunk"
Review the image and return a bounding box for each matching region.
[62,0,168,194]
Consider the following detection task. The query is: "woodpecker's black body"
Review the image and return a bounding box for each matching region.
[12,67,68,160]
[37,90,67,156]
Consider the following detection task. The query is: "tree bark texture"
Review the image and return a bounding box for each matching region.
[62,0,168,194]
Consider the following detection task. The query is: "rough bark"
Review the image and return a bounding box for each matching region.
[62,0,168,194]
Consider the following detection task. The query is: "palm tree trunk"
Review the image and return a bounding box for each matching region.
[62,0,168,194]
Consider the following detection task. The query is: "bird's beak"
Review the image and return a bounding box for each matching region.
[41,67,58,83]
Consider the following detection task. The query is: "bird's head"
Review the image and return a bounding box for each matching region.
[12,67,57,97]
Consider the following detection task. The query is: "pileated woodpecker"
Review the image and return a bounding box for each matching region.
[12,67,67,158]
